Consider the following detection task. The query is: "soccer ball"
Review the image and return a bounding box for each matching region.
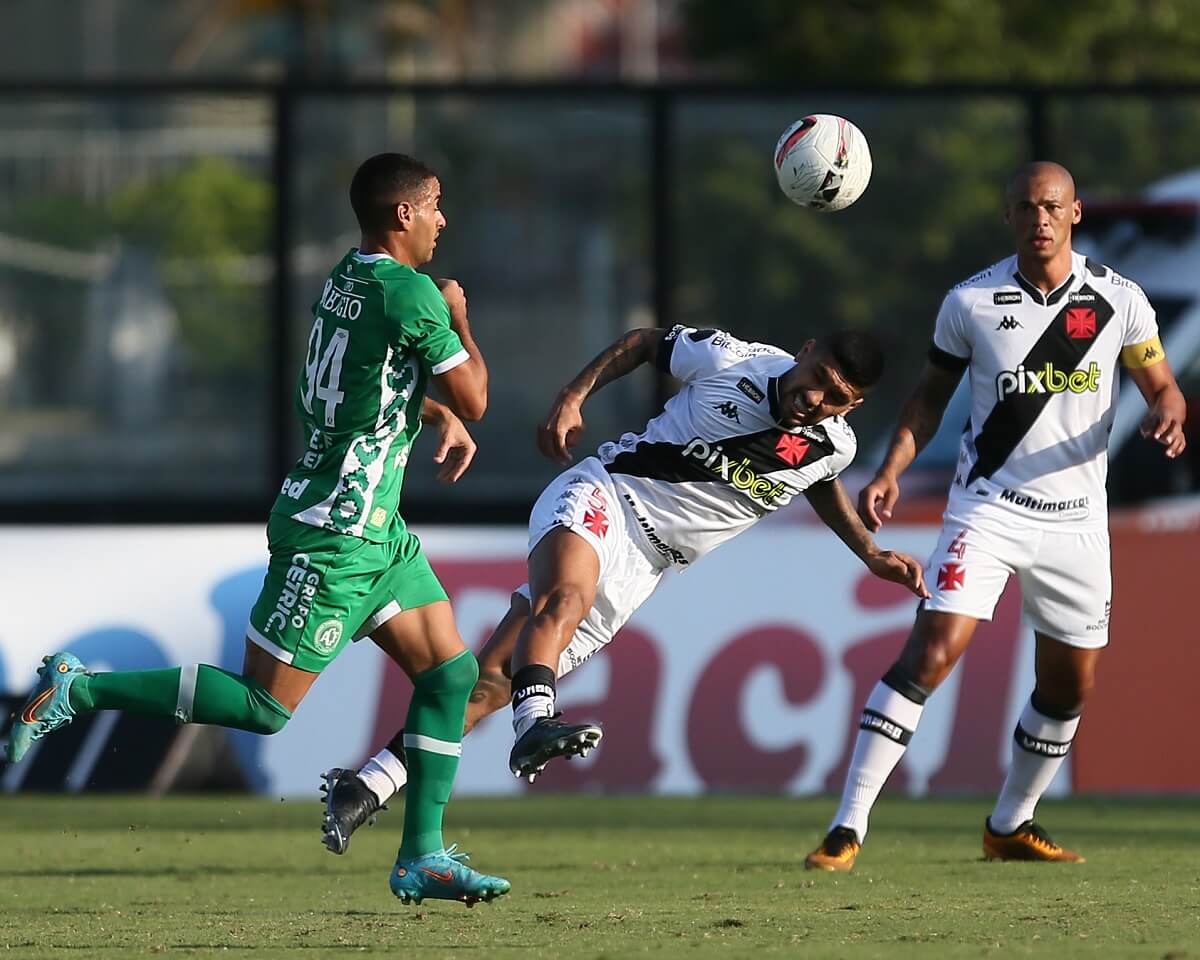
[773,114,872,212]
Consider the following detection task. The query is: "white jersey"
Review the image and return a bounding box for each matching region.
[931,251,1163,531]
[595,325,857,566]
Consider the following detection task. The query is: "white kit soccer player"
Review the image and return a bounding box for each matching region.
[807,162,1187,871]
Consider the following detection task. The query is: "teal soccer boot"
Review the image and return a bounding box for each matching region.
[390,844,511,907]
[6,653,87,763]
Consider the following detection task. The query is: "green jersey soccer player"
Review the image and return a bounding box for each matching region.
[7,153,509,907]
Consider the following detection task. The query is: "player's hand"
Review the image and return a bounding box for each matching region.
[435,278,468,325]
[431,409,477,483]
[859,473,900,531]
[865,550,930,599]
[1139,393,1187,459]
[538,393,585,466]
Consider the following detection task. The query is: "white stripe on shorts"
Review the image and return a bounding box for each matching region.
[403,732,463,757]
[175,664,199,723]
[246,623,295,664]
[356,600,403,640]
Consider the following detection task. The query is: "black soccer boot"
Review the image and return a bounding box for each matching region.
[320,767,387,855]
[508,715,603,783]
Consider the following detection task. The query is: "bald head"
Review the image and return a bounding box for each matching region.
[1005,161,1081,267]
[1006,161,1076,205]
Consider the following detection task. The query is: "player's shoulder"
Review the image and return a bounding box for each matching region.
[819,413,857,455]
[1079,255,1152,309]
[666,325,792,362]
[942,256,1018,309]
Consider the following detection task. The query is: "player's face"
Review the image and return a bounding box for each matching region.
[777,342,864,428]
[401,177,447,265]
[1005,174,1081,262]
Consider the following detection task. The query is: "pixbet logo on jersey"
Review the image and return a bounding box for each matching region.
[681,438,796,508]
[995,361,1101,400]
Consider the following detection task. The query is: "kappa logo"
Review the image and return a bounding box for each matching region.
[715,401,741,422]
[937,563,966,591]
[1143,345,1160,362]
[993,291,1023,305]
[995,316,1022,331]
[736,377,765,404]
[1065,307,1097,339]
[774,434,810,466]
[312,619,343,654]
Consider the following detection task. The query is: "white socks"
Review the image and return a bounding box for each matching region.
[356,747,408,806]
[831,678,927,842]
[989,698,1080,834]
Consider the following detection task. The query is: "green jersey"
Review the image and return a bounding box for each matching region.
[271,249,468,542]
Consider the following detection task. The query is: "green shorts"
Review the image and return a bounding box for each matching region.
[246,515,448,673]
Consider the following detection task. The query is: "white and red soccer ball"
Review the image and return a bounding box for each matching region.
[773,114,872,212]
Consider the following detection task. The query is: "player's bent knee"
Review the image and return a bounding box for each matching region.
[415,648,479,697]
[245,682,293,735]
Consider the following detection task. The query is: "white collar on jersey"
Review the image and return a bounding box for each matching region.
[352,249,396,263]
[1012,252,1079,307]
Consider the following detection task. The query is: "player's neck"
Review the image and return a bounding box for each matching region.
[358,235,417,268]
[1015,247,1073,294]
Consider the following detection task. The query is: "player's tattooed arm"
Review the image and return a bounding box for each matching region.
[537,328,668,465]
[806,478,930,599]
[859,361,961,530]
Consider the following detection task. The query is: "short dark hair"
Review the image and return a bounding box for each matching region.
[349,152,438,232]
[826,330,884,390]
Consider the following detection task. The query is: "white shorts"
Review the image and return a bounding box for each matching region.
[923,506,1111,648]
[517,457,669,677]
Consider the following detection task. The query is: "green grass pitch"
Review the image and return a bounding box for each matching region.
[1,794,1197,958]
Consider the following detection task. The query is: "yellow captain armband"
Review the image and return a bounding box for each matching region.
[1121,335,1166,369]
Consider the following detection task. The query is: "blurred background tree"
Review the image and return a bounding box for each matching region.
[682,0,1200,84]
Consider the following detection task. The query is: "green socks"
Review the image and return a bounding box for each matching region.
[399,649,478,859]
[69,665,291,735]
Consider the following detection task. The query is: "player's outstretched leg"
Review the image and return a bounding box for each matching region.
[507,530,603,783]
[389,648,510,905]
[6,651,295,764]
[6,653,87,763]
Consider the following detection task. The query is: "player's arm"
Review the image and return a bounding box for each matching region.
[431,279,488,422]
[1126,355,1187,459]
[805,478,930,599]
[859,359,963,531]
[537,328,667,465]
[420,396,477,483]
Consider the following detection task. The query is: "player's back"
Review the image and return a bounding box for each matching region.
[270,249,466,541]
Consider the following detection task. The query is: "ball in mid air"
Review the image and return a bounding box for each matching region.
[773,114,872,212]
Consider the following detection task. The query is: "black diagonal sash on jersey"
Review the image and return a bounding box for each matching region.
[966,283,1115,485]
[606,425,834,485]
